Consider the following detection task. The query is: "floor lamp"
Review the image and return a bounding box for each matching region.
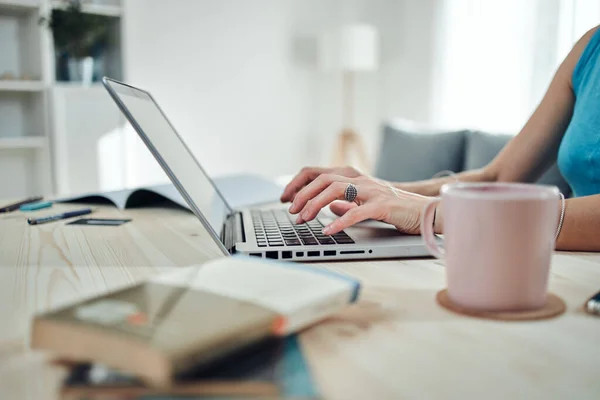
[320,25,379,172]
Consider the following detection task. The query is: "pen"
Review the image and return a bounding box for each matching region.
[27,208,93,226]
[20,201,53,212]
[0,196,43,213]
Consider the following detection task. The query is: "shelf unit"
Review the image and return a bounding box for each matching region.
[51,0,121,17]
[0,0,51,198]
[0,0,40,14]
[0,80,45,91]
[47,0,125,196]
[0,136,46,148]
[0,0,124,198]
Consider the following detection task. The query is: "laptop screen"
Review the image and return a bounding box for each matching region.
[103,78,231,251]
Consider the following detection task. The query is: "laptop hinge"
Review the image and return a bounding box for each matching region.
[233,212,245,245]
[221,212,245,253]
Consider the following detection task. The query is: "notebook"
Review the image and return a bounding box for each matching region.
[31,256,359,388]
[55,174,284,210]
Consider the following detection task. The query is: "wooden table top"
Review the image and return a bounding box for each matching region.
[1,203,599,399]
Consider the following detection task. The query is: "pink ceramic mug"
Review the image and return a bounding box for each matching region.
[421,182,561,311]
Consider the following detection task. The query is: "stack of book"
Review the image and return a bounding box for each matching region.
[31,256,360,398]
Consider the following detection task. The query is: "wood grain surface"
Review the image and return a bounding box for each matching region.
[1,203,599,399]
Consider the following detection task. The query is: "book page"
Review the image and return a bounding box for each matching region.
[125,184,190,210]
[54,174,282,211]
[55,188,136,209]
[133,175,283,210]
[151,258,359,333]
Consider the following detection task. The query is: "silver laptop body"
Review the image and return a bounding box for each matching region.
[102,77,431,261]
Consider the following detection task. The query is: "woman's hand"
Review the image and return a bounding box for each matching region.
[280,166,364,203]
[287,174,432,235]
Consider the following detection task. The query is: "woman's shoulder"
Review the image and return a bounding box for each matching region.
[582,25,600,39]
[574,25,600,55]
[569,26,600,89]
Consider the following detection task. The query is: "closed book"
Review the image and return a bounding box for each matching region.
[31,256,359,388]
[60,335,318,399]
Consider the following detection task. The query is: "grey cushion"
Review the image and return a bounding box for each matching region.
[464,131,571,196]
[463,131,511,170]
[374,124,467,182]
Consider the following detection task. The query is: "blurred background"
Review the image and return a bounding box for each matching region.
[0,0,599,199]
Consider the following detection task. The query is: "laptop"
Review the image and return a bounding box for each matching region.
[102,77,431,261]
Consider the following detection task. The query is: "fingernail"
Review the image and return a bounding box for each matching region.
[322,226,331,235]
[295,216,303,224]
[301,211,308,220]
[289,203,296,213]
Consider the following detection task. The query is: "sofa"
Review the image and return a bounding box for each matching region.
[373,120,571,197]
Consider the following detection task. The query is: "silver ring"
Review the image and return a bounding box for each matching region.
[344,183,358,203]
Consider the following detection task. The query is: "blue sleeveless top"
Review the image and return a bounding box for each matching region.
[557,28,600,197]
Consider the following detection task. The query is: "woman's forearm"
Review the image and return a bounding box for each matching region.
[391,168,495,197]
[555,195,600,252]
[430,192,600,251]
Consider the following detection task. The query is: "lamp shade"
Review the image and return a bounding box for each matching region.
[319,24,379,71]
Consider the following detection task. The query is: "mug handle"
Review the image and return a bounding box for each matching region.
[421,197,445,259]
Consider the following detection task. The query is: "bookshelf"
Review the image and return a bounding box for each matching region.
[0,0,51,198]
[0,0,124,198]
[0,0,40,14]
[0,136,46,148]
[51,0,121,17]
[0,80,45,91]
[49,0,124,196]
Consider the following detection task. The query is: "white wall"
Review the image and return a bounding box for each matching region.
[123,0,314,186]
[121,0,441,185]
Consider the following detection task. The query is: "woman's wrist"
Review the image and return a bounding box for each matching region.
[394,181,432,196]
[433,202,443,234]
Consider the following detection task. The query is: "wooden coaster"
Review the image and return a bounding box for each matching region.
[436,289,566,321]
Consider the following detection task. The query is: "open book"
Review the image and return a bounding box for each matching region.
[55,174,284,211]
[31,256,360,390]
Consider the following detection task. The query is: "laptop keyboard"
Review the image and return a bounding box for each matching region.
[251,210,355,248]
